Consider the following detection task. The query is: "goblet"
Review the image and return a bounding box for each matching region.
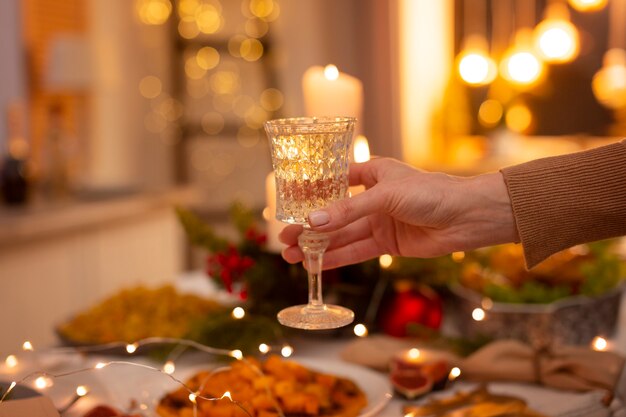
[265,116,356,330]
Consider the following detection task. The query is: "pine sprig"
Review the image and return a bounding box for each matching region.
[175,206,229,252]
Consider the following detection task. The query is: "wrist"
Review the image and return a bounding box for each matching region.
[460,172,520,248]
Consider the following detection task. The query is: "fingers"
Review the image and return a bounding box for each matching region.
[279,217,378,267]
[308,187,386,233]
[321,237,383,269]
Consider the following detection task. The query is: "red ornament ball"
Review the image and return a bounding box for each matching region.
[380,282,443,337]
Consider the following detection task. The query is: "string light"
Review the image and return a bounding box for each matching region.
[5,355,18,369]
[451,251,465,262]
[4,337,294,416]
[534,3,579,63]
[232,307,246,319]
[280,345,293,358]
[22,341,33,351]
[163,360,176,374]
[126,343,138,354]
[379,254,393,269]
[449,367,462,381]
[592,336,608,351]
[258,343,270,354]
[353,324,368,337]
[472,308,486,321]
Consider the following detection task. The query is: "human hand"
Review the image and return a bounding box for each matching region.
[279,157,518,269]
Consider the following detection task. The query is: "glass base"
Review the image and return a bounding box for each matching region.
[277,304,354,330]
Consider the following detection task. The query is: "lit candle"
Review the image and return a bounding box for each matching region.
[265,172,286,253]
[389,348,452,398]
[302,65,364,125]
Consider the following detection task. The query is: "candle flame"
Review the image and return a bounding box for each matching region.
[353,135,370,163]
[324,64,339,81]
[408,348,420,360]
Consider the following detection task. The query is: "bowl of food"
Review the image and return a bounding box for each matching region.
[450,240,625,347]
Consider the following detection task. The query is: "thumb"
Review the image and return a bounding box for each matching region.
[307,187,384,232]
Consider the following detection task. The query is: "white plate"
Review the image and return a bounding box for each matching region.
[84,356,393,417]
[295,357,393,417]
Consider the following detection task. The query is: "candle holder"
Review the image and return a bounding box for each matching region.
[389,348,453,400]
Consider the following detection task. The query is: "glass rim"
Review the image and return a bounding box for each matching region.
[264,116,357,128]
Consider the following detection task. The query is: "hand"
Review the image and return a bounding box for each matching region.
[279,157,519,269]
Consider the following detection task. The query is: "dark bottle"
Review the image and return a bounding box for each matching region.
[1,103,29,205]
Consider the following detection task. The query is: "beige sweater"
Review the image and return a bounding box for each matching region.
[501,139,626,268]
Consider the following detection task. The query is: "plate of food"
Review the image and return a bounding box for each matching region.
[56,285,226,354]
[155,354,392,417]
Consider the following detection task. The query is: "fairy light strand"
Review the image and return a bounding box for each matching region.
[4,337,296,416]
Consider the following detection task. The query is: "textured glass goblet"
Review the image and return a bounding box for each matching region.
[265,116,356,330]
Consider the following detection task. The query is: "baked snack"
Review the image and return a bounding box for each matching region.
[156,355,367,417]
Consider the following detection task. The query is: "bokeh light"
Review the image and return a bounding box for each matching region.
[592,49,626,109]
[500,50,544,86]
[505,102,533,133]
[139,76,162,99]
[260,88,283,111]
[136,0,172,25]
[178,17,200,39]
[535,20,579,63]
[245,18,269,38]
[472,308,485,321]
[379,254,393,269]
[196,3,223,34]
[478,99,503,127]
[185,56,207,80]
[458,51,497,85]
[196,47,220,70]
[202,112,225,135]
[240,38,264,62]
[249,0,275,19]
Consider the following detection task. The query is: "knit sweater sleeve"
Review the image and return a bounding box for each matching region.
[500,139,626,268]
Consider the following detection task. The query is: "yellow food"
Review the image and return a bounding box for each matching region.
[58,285,223,344]
[157,355,367,417]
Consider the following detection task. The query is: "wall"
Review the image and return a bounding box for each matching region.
[0,0,28,151]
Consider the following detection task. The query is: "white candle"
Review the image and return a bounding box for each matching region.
[265,172,286,253]
[302,65,364,124]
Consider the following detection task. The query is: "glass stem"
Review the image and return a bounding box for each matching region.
[298,228,330,308]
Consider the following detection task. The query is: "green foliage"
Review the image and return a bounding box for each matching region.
[483,281,572,304]
[580,241,626,297]
[187,311,283,356]
[175,206,228,252]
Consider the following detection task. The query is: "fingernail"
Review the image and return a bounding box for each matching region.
[309,210,330,227]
